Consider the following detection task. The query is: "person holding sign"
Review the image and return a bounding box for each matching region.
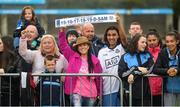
[58,27,102,106]
[98,14,127,106]
[98,26,125,106]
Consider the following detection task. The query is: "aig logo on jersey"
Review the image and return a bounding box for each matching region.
[105,56,119,69]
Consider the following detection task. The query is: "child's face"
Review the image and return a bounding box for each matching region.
[24,9,33,21]
[137,36,147,52]
[67,34,77,44]
[147,35,159,48]
[45,60,56,72]
[165,35,179,53]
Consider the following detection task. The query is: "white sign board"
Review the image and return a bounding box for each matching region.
[55,14,116,28]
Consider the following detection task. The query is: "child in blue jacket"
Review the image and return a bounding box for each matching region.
[41,55,63,106]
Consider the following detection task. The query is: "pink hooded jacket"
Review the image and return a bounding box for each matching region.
[58,31,102,96]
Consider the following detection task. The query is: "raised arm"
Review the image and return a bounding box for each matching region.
[18,30,36,64]
[58,27,75,61]
[115,13,128,48]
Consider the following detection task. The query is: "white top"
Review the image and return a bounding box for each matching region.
[98,44,125,95]
[19,38,68,84]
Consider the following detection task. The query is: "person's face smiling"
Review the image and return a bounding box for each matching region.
[137,36,147,52]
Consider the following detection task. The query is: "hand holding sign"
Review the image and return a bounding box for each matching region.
[115,13,121,22]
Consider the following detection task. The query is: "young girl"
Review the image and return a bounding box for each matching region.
[98,26,125,106]
[58,27,102,106]
[153,31,180,106]
[146,29,163,106]
[13,6,45,50]
[118,34,154,106]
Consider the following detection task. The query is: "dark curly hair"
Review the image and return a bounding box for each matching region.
[127,33,148,55]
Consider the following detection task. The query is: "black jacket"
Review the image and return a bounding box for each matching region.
[0,53,22,106]
[118,52,154,99]
[91,36,105,56]
[153,46,180,91]
[13,17,45,38]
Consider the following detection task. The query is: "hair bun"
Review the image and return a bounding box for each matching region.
[148,28,157,33]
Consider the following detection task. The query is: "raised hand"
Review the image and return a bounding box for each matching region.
[115,13,121,22]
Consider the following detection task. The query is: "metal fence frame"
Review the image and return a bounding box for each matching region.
[0,73,124,106]
[128,74,164,107]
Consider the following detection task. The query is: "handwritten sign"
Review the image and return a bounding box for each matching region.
[55,14,116,28]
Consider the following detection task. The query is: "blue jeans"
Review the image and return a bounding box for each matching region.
[102,92,120,106]
[70,94,96,106]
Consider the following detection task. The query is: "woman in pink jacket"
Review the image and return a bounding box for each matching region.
[146,29,163,106]
[58,27,102,106]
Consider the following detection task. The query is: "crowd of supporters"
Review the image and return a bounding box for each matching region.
[0,6,180,106]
